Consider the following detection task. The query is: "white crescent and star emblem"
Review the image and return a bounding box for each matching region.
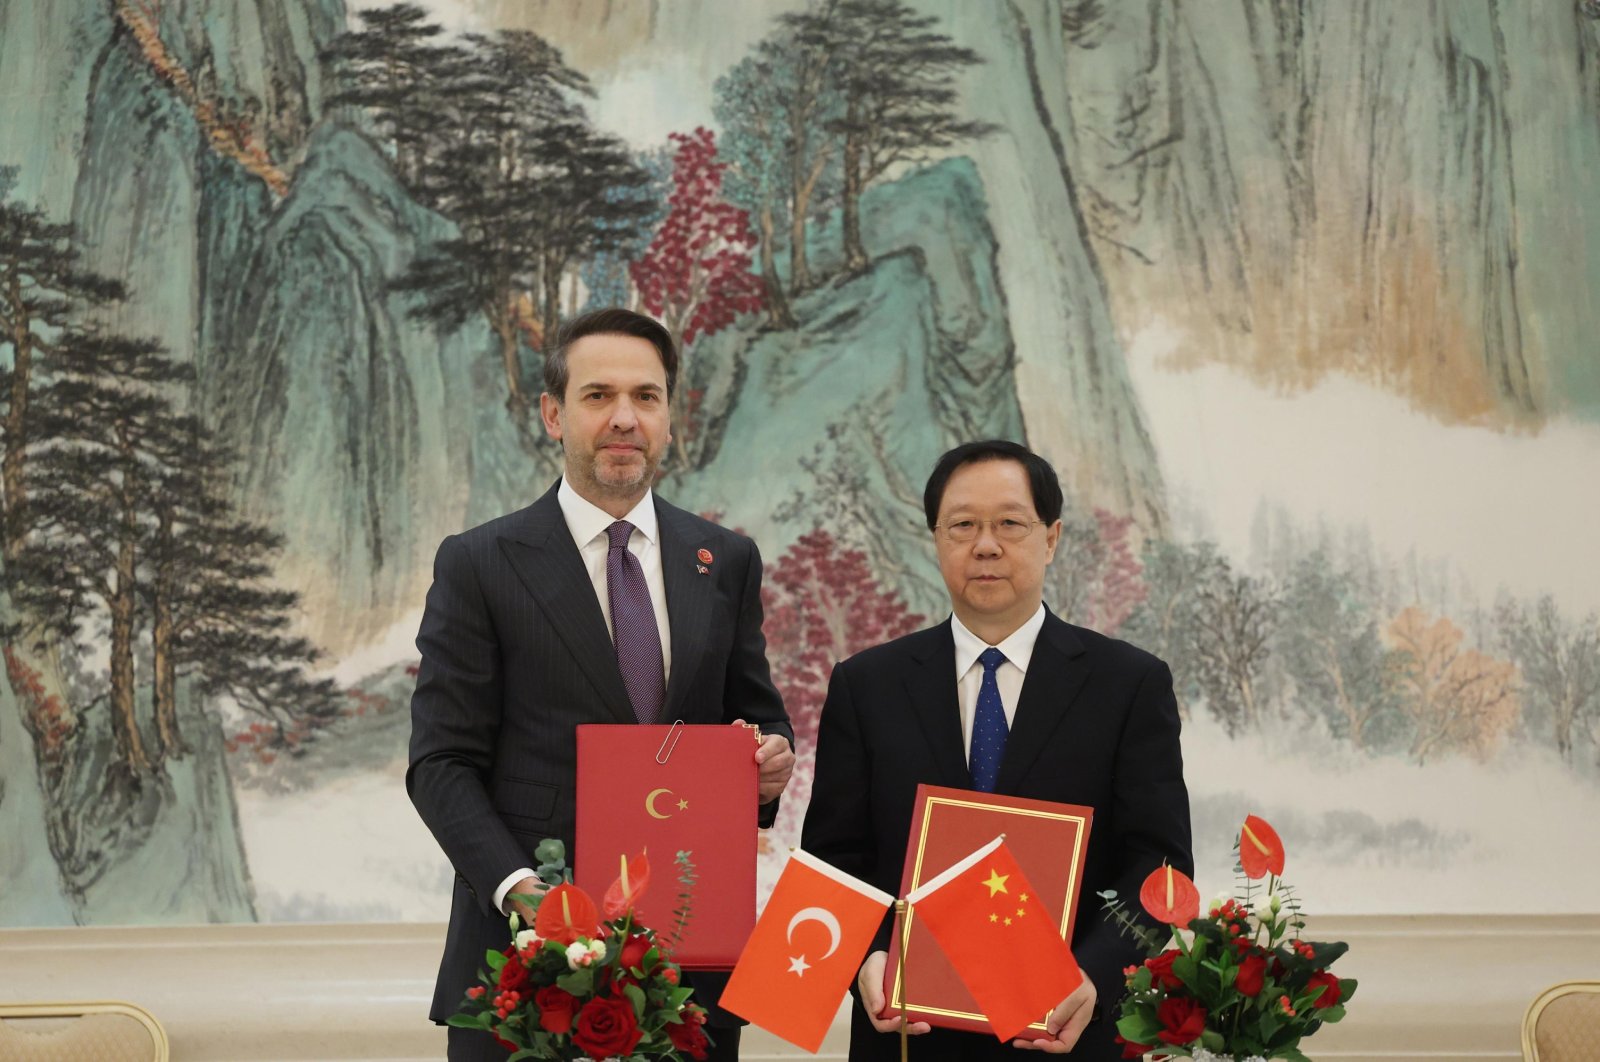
[785,905,842,974]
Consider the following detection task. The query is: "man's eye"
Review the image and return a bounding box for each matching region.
[999,519,1028,531]
[949,520,978,532]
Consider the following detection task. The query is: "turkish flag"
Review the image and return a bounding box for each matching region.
[906,837,1083,1042]
[720,849,894,1052]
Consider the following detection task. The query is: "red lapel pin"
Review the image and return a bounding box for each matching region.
[697,548,713,565]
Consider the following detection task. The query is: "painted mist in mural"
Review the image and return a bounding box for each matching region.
[2,0,1598,927]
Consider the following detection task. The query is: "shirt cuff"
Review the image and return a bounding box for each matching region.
[493,867,537,915]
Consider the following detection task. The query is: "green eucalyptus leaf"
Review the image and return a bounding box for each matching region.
[534,839,566,865]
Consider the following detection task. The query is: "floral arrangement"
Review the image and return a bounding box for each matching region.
[1102,815,1357,1062]
[449,842,710,1060]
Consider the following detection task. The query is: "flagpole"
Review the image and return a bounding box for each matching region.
[895,899,909,1062]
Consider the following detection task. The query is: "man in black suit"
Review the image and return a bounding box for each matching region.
[408,308,793,1062]
[802,440,1192,1061]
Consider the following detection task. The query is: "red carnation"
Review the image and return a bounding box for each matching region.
[496,957,529,993]
[535,985,579,1035]
[572,995,642,1058]
[1235,953,1267,997]
[1155,996,1208,1045]
[667,1017,711,1059]
[1144,949,1184,990]
[1306,970,1343,1008]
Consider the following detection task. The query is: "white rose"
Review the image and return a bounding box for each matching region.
[1253,893,1282,926]
[515,929,542,951]
[587,939,607,962]
[566,941,593,969]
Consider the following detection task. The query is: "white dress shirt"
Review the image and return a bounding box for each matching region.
[950,604,1047,766]
[493,477,673,914]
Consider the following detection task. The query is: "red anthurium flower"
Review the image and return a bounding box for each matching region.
[1239,815,1286,879]
[1139,862,1200,926]
[603,850,651,919]
[535,883,599,946]
[1306,970,1343,1008]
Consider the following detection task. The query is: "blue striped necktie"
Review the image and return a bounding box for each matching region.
[970,647,1008,792]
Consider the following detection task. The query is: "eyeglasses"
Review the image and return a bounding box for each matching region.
[934,517,1045,543]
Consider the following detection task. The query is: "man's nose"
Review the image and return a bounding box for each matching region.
[610,396,638,431]
[972,525,1004,555]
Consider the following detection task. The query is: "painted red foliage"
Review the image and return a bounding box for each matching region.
[629,128,763,347]
[762,529,925,757]
[1084,508,1148,636]
[4,646,76,763]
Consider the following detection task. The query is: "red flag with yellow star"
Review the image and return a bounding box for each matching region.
[720,849,895,1052]
[905,836,1083,1041]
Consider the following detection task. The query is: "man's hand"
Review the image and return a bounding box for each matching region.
[1011,976,1096,1053]
[505,876,549,926]
[857,950,931,1035]
[735,719,795,803]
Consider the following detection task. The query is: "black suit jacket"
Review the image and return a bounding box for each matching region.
[408,483,790,1023]
[801,610,1191,1060]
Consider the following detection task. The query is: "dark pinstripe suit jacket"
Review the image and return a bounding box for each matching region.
[407,483,790,1023]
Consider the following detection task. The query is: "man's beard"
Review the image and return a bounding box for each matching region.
[581,445,658,495]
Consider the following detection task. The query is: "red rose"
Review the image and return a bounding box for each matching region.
[1145,949,1183,990]
[535,986,579,1035]
[1115,1032,1155,1058]
[496,957,529,993]
[619,933,654,973]
[667,1017,711,1059]
[1306,970,1343,1008]
[1155,996,1208,1045]
[1235,953,1267,997]
[572,995,643,1058]
[491,1031,517,1053]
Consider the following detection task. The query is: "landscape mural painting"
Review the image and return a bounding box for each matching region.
[2,0,1598,930]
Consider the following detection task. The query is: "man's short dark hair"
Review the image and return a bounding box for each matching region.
[922,440,1064,530]
[544,308,679,401]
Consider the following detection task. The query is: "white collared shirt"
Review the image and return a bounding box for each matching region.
[556,476,672,682]
[495,478,674,914]
[950,604,1047,765]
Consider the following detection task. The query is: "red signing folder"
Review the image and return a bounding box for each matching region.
[882,784,1093,1035]
[575,723,759,969]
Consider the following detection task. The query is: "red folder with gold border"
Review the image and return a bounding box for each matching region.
[575,723,759,969]
[882,784,1093,1035]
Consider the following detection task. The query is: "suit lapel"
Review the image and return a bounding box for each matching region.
[996,611,1091,792]
[496,485,636,725]
[656,501,714,721]
[904,622,972,789]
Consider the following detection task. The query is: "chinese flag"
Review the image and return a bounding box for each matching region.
[906,836,1083,1042]
[720,849,894,1053]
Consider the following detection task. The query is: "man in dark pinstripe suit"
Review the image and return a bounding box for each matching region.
[408,308,794,1061]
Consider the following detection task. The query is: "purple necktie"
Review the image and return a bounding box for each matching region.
[605,520,664,724]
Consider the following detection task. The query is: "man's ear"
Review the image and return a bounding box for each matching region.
[539,392,563,442]
[1042,519,1063,564]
